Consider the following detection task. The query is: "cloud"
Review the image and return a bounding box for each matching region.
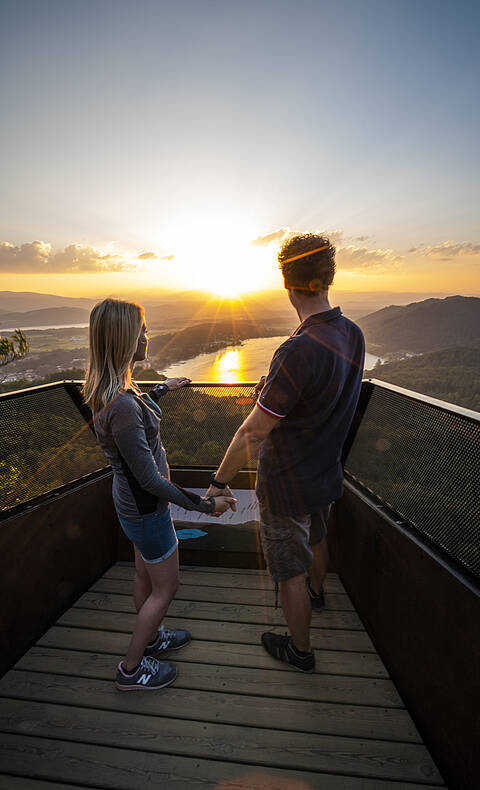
[416,241,480,259]
[0,241,51,272]
[250,227,289,246]
[51,245,135,272]
[248,227,399,270]
[138,251,158,260]
[161,254,175,261]
[336,244,403,270]
[0,240,139,273]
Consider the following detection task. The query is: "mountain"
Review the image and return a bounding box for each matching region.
[0,289,458,332]
[0,307,90,329]
[0,291,95,313]
[358,296,480,354]
[365,346,480,411]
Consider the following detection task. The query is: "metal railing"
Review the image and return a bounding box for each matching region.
[1,378,479,589]
[344,379,480,584]
[0,381,257,518]
[0,382,107,515]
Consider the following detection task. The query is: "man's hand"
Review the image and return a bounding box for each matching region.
[206,484,237,512]
[211,494,237,516]
[164,377,191,390]
[254,375,266,400]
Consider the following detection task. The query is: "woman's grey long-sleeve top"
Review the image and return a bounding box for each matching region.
[93,387,215,520]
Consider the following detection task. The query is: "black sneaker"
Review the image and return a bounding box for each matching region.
[144,625,191,656]
[115,656,177,691]
[306,577,325,611]
[261,632,315,673]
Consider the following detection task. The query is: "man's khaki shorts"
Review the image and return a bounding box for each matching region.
[258,497,332,583]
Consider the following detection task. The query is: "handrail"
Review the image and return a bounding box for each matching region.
[2,377,478,418]
[365,377,480,422]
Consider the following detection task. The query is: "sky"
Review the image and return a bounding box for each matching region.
[1,0,479,298]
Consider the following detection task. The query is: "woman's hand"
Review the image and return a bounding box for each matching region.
[164,377,191,390]
[211,495,237,516]
[206,484,237,512]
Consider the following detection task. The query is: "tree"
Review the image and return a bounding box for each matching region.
[0,329,29,367]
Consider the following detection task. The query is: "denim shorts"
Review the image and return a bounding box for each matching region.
[258,498,332,582]
[118,507,178,564]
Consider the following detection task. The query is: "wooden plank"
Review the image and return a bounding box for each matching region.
[14,647,404,707]
[74,591,364,630]
[38,626,388,679]
[177,564,283,576]
[105,565,347,594]
[0,734,445,790]
[0,699,443,784]
[91,577,354,610]
[1,669,422,743]
[0,778,91,790]
[57,608,377,653]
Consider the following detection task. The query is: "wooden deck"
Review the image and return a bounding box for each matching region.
[0,563,445,789]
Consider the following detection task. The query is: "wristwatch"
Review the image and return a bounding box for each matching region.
[209,472,228,489]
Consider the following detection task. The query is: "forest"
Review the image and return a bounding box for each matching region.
[366,346,480,411]
[1,384,256,511]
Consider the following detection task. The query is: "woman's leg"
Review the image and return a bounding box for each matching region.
[124,547,179,671]
[133,547,152,610]
[133,547,156,644]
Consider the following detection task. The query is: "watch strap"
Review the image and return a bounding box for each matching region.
[209,472,228,489]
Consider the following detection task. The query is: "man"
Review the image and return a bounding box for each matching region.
[206,234,365,672]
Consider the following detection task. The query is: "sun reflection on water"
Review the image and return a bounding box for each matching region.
[209,347,244,383]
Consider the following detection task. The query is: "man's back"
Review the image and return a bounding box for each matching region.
[256,307,364,515]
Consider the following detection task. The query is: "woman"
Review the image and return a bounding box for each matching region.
[83,298,235,691]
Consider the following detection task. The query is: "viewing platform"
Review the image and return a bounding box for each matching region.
[0,563,443,789]
[0,379,478,789]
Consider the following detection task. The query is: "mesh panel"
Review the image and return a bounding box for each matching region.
[345,385,480,580]
[140,384,258,468]
[1,386,107,511]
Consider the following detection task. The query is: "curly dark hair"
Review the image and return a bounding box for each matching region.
[278,233,336,293]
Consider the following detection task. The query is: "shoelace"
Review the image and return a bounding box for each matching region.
[278,632,291,654]
[140,655,161,674]
[157,626,177,647]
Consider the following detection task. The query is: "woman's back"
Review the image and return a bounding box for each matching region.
[94,389,170,519]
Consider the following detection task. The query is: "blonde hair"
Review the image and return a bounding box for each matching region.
[82,298,144,411]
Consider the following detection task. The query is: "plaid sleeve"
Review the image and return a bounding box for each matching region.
[257,338,312,418]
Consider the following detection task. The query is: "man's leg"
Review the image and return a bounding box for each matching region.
[279,571,312,653]
[309,536,329,595]
[258,502,315,669]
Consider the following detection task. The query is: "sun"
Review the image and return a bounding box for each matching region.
[165,214,277,297]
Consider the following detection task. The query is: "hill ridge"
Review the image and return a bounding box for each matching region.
[358,295,480,354]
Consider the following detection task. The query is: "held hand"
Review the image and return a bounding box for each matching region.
[206,484,237,512]
[164,377,191,390]
[254,375,266,400]
[212,495,237,516]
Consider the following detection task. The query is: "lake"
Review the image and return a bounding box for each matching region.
[162,336,380,383]
[0,323,89,332]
